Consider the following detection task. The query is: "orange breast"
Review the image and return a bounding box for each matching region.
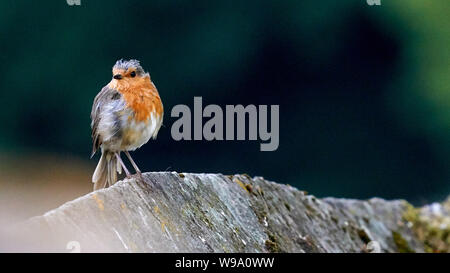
[109,76,163,122]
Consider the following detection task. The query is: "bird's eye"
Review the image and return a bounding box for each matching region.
[130,71,136,77]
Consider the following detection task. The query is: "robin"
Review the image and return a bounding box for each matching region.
[90,59,163,190]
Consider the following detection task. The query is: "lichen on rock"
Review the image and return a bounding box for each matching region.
[4,172,450,253]
[403,198,450,253]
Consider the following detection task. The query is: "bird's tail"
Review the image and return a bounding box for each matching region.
[92,151,122,191]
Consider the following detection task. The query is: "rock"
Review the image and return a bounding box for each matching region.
[4,172,449,252]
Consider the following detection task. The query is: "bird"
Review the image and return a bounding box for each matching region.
[90,59,163,190]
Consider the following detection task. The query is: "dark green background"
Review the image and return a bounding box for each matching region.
[0,0,449,204]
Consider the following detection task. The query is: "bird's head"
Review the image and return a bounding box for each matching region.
[112,59,149,80]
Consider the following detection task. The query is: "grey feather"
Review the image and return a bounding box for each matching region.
[93,151,119,190]
[114,59,145,76]
[90,86,122,157]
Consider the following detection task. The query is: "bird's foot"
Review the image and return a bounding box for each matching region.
[134,171,143,180]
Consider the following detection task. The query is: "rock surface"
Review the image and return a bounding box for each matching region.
[5,172,450,252]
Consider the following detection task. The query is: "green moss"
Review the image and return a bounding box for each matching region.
[330,216,339,224]
[253,205,268,226]
[265,240,279,252]
[189,205,213,229]
[234,178,251,194]
[402,202,450,253]
[392,231,415,253]
[403,204,419,223]
[284,202,291,211]
[265,233,281,253]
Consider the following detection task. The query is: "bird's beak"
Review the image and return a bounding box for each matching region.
[113,74,123,80]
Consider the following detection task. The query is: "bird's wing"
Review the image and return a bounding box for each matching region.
[90,86,122,157]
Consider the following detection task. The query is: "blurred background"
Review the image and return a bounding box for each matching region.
[0,0,448,226]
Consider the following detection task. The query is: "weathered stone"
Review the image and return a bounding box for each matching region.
[4,172,449,252]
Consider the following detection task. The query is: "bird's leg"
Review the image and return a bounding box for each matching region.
[124,151,142,175]
[115,152,131,178]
